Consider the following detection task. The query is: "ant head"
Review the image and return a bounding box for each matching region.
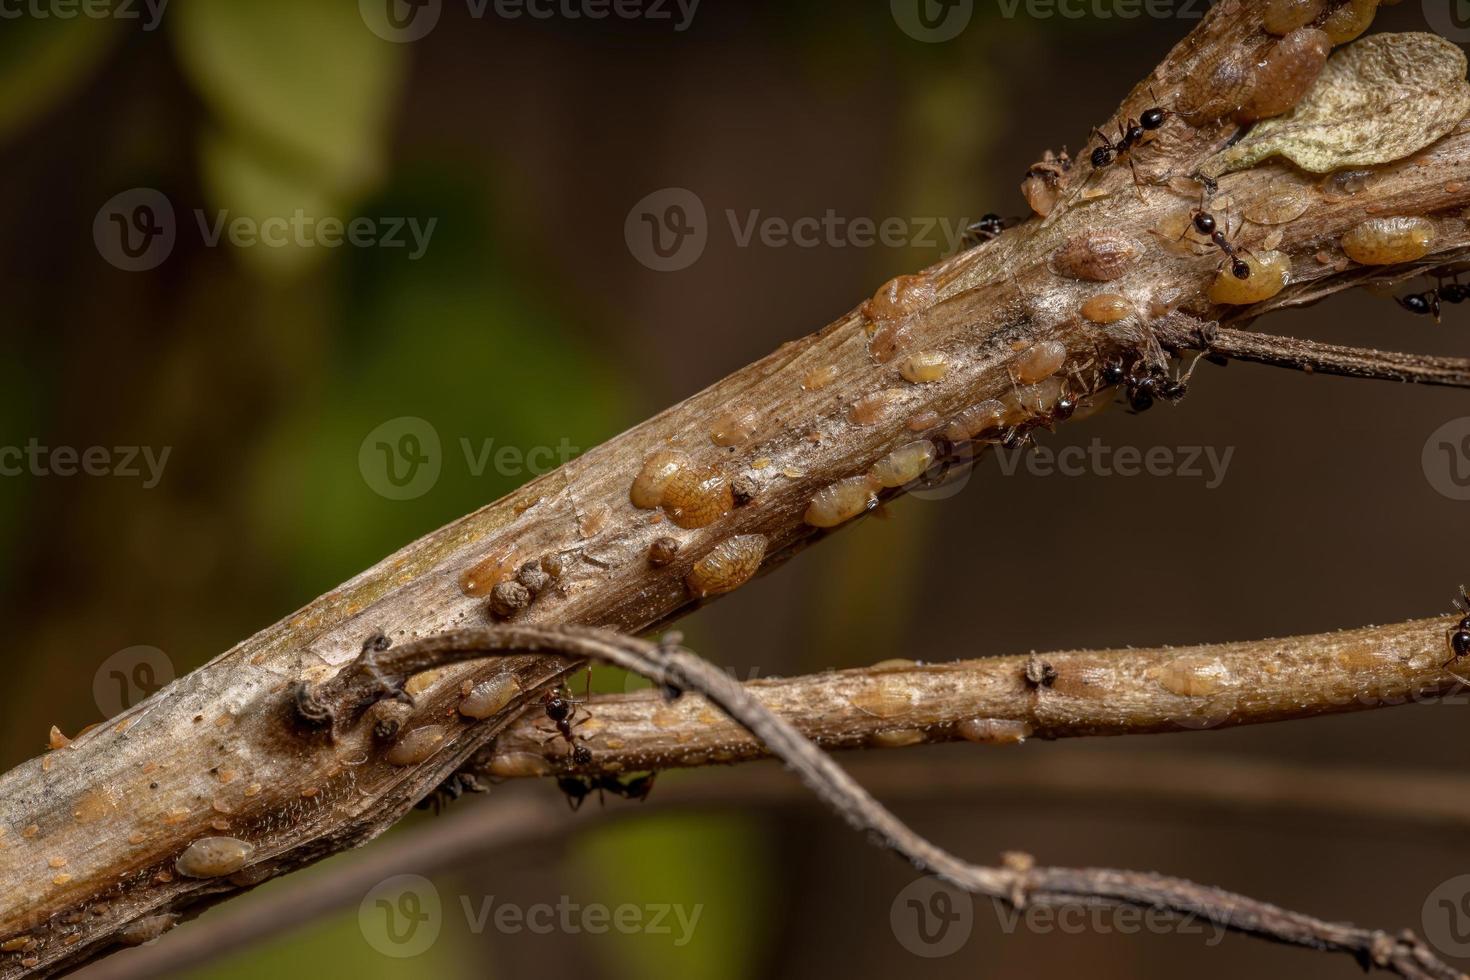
[1102,361,1126,385]
[1230,258,1252,280]
[1091,146,1116,169]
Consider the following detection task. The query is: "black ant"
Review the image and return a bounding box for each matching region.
[540,680,595,764]
[556,772,659,812]
[962,213,1018,248]
[1108,360,1187,413]
[1397,279,1470,322]
[1183,207,1251,280]
[416,772,488,815]
[1090,94,1169,185]
[1446,587,1470,669]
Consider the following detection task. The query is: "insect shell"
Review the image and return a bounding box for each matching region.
[1341,218,1436,267]
[176,837,254,879]
[1051,230,1140,282]
[686,534,767,598]
[804,475,880,528]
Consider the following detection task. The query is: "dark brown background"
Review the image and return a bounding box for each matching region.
[2,2,1467,978]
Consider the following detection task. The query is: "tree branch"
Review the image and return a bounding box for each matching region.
[77,751,1470,980]
[6,2,1470,977]
[478,615,1466,776]
[285,626,1466,980]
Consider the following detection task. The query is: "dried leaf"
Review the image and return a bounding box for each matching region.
[1205,32,1470,177]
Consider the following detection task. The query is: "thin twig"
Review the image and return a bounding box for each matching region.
[76,750,1470,980]
[300,627,1465,980]
[480,616,1466,776]
[1153,316,1470,387]
[16,5,1470,975]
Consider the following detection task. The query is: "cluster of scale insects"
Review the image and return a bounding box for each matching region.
[970,91,1258,291]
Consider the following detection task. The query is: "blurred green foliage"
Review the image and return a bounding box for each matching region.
[0,2,1001,978]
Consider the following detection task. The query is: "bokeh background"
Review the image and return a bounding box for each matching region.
[3,1,1469,978]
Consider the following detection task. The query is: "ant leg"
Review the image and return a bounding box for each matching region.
[1179,350,1210,385]
[1128,156,1146,202]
